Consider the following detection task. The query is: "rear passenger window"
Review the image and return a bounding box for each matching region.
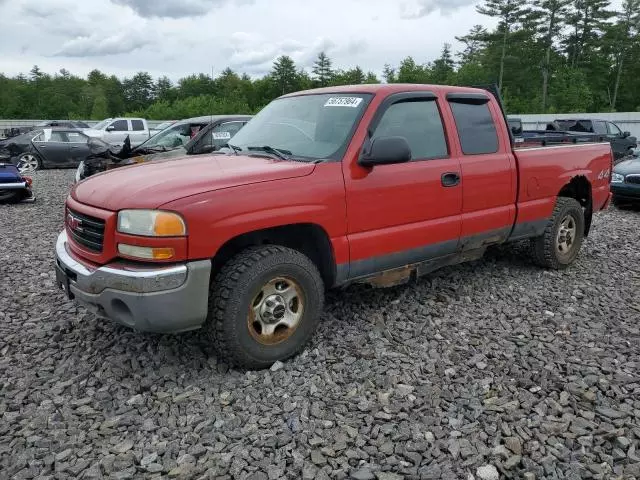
[131,120,144,131]
[448,101,499,155]
[372,100,448,160]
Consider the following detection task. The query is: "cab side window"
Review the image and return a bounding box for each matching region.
[372,100,448,160]
[593,121,607,135]
[131,120,145,131]
[447,99,499,155]
[109,120,129,131]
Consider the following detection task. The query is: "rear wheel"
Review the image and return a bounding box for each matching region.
[16,153,41,173]
[206,245,325,369]
[530,197,585,270]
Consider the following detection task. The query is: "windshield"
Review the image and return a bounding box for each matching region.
[155,121,174,131]
[92,119,111,130]
[137,122,195,150]
[228,93,372,161]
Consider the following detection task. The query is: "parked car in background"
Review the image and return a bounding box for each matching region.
[611,155,640,206]
[55,83,613,369]
[553,118,637,159]
[76,115,253,181]
[83,117,151,147]
[0,127,111,173]
[150,121,177,136]
[0,162,35,204]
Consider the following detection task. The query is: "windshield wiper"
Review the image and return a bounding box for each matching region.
[223,143,242,155]
[247,145,292,161]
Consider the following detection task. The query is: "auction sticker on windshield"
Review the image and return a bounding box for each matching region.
[324,97,363,108]
[212,131,232,140]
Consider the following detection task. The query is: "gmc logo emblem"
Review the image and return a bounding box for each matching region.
[67,214,81,230]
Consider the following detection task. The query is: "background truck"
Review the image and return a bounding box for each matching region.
[550,118,637,159]
[84,117,151,147]
[55,84,614,369]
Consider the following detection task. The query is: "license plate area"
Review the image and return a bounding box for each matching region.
[55,261,77,300]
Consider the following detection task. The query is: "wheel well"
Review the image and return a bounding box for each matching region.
[211,224,336,288]
[558,175,593,236]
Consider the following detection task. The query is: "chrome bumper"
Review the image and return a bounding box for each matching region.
[0,181,27,189]
[54,230,212,333]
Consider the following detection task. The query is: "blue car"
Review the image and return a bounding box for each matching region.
[0,163,35,204]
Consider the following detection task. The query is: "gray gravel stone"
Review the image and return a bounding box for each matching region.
[351,468,375,480]
[1,170,639,480]
[476,465,499,480]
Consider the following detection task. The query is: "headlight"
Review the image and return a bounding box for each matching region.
[117,209,186,237]
[611,173,625,183]
[75,162,84,183]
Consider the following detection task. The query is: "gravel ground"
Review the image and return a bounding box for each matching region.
[1,169,639,480]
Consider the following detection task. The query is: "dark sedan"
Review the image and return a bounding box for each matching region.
[611,153,640,206]
[76,114,253,181]
[0,127,110,173]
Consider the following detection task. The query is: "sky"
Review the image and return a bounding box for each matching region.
[0,0,617,82]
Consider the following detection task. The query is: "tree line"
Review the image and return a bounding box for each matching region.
[0,0,639,120]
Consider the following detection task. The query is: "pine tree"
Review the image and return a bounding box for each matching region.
[271,56,298,94]
[565,0,614,67]
[456,25,489,63]
[532,0,574,112]
[476,0,530,90]
[608,0,640,109]
[382,64,396,83]
[432,44,456,84]
[312,52,333,87]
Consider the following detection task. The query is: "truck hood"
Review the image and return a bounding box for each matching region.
[72,154,316,210]
[613,156,640,176]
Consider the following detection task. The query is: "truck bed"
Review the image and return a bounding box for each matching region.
[512,142,614,232]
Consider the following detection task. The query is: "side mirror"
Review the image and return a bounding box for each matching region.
[106,125,115,132]
[623,131,631,138]
[358,136,412,167]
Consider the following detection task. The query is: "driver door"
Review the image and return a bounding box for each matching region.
[606,121,628,158]
[343,93,463,279]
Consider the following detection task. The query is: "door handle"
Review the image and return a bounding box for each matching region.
[441,172,461,187]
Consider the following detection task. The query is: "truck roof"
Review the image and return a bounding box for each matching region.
[281,83,490,98]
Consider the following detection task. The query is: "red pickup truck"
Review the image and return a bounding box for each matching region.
[55,84,613,369]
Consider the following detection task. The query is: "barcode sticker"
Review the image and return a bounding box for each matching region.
[324,97,363,108]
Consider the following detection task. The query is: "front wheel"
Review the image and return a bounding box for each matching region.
[206,245,325,369]
[530,197,585,270]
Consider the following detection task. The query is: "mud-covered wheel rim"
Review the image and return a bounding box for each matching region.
[248,276,305,346]
[17,154,39,173]
[556,214,577,256]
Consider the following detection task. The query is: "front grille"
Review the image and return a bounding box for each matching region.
[626,175,640,185]
[67,208,105,252]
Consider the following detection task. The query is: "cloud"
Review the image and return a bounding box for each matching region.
[111,0,252,18]
[54,31,152,57]
[401,0,477,19]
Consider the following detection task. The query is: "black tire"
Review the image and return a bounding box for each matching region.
[530,197,585,270]
[207,245,325,369]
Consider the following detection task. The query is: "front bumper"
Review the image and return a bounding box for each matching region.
[611,183,640,201]
[54,230,211,333]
